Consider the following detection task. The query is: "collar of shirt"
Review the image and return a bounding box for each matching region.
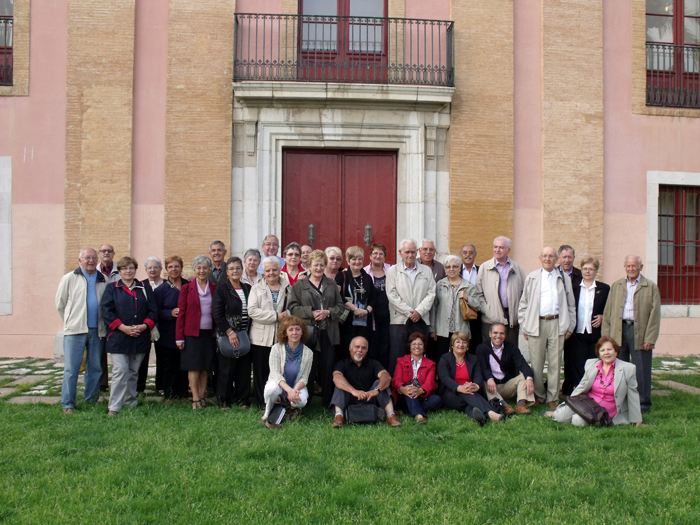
[411,356,422,378]
[626,276,640,286]
[541,268,558,279]
[579,280,597,291]
[490,342,504,356]
[494,257,511,269]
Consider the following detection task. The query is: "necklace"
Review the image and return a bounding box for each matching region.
[352,275,366,296]
[597,366,614,390]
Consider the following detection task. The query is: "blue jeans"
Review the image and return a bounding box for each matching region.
[61,328,102,408]
[402,394,443,417]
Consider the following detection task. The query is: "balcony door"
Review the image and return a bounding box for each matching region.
[298,0,388,83]
[282,149,397,264]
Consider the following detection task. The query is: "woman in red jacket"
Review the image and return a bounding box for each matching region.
[391,332,442,424]
[176,255,217,409]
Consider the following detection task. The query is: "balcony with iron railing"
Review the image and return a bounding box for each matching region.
[646,43,700,109]
[0,16,12,86]
[233,13,454,87]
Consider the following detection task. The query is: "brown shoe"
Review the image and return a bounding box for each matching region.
[265,421,282,430]
[415,414,428,424]
[62,408,75,415]
[503,404,515,417]
[108,410,119,417]
[514,404,532,415]
[332,414,344,428]
[547,401,559,410]
[386,414,403,427]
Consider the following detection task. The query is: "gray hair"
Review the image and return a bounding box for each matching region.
[421,238,435,247]
[461,243,477,254]
[191,255,214,271]
[243,248,262,261]
[78,247,97,258]
[261,256,282,270]
[144,256,162,268]
[209,240,226,251]
[325,246,343,258]
[624,254,643,266]
[284,242,302,257]
[493,236,512,249]
[558,244,575,257]
[399,239,418,252]
[444,255,462,267]
[262,234,279,244]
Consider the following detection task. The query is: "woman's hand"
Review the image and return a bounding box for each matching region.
[227,331,239,347]
[171,308,180,318]
[354,308,368,318]
[177,342,185,350]
[277,311,289,321]
[313,309,328,322]
[287,389,301,404]
[457,290,465,300]
[457,382,479,395]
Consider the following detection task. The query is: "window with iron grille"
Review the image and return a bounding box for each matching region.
[646,0,700,108]
[0,0,12,86]
[658,185,700,304]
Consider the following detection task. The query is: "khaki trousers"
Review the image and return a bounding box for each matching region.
[485,373,535,405]
[528,318,564,403]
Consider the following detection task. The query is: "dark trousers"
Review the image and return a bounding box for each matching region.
[401,394,442,417]
[309,330,336,408]
[330,379,391,411]
[99,337,109,391]
[468,314,482,355]
[388,321,429,377]
[137,346,151,393]
[620,322,652,411]
[370,317,391,370]
[216,351,252,407]
[562,332,597,396]
[442,389,494,420]
[429,335,452,365]
[252,344,271,409]
[158,343,188,399]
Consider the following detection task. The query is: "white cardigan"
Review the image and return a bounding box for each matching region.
[267,343,313,387]
[248,278,291,347]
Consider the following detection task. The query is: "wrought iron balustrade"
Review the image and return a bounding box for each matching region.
[234,13,454,87]
[646,43,700,109]
[0,17,12,86]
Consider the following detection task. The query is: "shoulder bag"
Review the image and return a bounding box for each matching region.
[460,297,478,321]
[218,330,251,359]
[565,394,613,427]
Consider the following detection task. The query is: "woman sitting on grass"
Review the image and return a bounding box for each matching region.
[545,336,643,427]
[261,315,314,429]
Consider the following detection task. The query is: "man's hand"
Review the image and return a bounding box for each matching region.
[525,378,534,396]
[523,334,529,341]
[430,332,437,341]
[366,389,379,400]
[565,331,572,340]
[352,389,368,401]
[409,310,421,323]
[171,308,180,318]
[643,343,655,351]
[487,378,497,395]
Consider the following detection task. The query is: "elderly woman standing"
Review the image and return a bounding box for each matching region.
[324,246,344,282]
[364,242,392,369]
[261,316,314,428]
[282,242,308,286]
[137,256,165,394]
[288,249,345,408]
[429,255,481,363]
[248,256,291,410]
[153,255,189,403]
[176,255,217,410]
[101,256,158,416]
[336,246,375,356]
[212,257,252,409]
[242,248,263,287]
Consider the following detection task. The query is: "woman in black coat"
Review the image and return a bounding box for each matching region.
[438,332,504,425]
[562,255,611,396]
[101,256,157,416]
[212,257,252,409]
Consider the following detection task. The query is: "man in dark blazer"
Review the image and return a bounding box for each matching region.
[460,242,481,353]
[476,323,535,415]
[558,245,582,288]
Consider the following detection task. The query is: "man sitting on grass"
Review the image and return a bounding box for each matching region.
[331,336,402,428]
[476,323,535,415]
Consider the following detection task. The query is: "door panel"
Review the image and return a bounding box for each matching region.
[282,149,397,264]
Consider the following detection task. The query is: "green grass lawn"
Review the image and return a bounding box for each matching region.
[2,391,700,525]
[655,373,700,390]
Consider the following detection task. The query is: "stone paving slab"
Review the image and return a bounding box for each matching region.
[8,375,53,386]
[652,389,672,396]
[7,396,61,405]
[3,368,33,375]
[653,369,698,375]
[660,380,700,395]
[0,387,18,397]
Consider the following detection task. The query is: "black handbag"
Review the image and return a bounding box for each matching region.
[345,404,377,424]
[565,394,613,427]
[218,330,251,359]
[306,324,318,348]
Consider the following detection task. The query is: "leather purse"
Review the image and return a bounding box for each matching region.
[306,324,318,348]
[218,330,251,359]
[460,298,478,321]
[345,404,377,424]
[565,394,613,427]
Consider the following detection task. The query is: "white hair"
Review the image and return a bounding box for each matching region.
[444,255,462,267]
[144,256,162,268]
[624,254,643,266]
[261,256,282,270]
[325,246,342,258]
[421,238,435,246]
[400,239,418,252]
[191,255,213,271]
[493,236,512,249]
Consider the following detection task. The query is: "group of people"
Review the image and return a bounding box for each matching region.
[56,234,659,429]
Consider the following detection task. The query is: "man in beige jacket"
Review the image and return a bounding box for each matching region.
[386,239,436,376]
[602,255,660,414]
[518,246,576,408]
[475,236,525,345]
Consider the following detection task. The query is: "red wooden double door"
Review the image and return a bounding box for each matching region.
[282,149,397,264]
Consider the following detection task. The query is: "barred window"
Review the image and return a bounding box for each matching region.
[0,0,12,86]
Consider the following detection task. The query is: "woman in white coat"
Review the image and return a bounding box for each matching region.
[248,256,291,410]
[545,336,643,427]
[261,315,313,428]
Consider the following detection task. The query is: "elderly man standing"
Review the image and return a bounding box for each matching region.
[208,240,228,284]
[257,234,286,274]
[558,245,582,287]
[475,236,525,345]
[386,239,436,376]
[330,336,402,428]
[602,255,660,414]
[518,246,576,408]
[97,243,119,393]
[419,239,446,282]
[460,242,481,352]
[56,247,107,414]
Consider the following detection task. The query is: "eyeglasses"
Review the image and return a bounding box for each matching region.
[328,257,341,261]
[81,256,98,261]
[263,242,279,247]
[99,249,114,254]
[461,251,476,256]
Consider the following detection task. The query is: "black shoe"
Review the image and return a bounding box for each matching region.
[471,408,486,427]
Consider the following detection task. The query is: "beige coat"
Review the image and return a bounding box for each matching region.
[267,342,313,387]
[475,258,525,328]
[429,277,480,338]
[572,358,642,425]
[55,268,107,337]
[386,262,436,325]
[602,275,661,349]
[518,269,576,337]
[248,278,291,347]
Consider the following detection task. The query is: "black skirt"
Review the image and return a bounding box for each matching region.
[180,330,215,371]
